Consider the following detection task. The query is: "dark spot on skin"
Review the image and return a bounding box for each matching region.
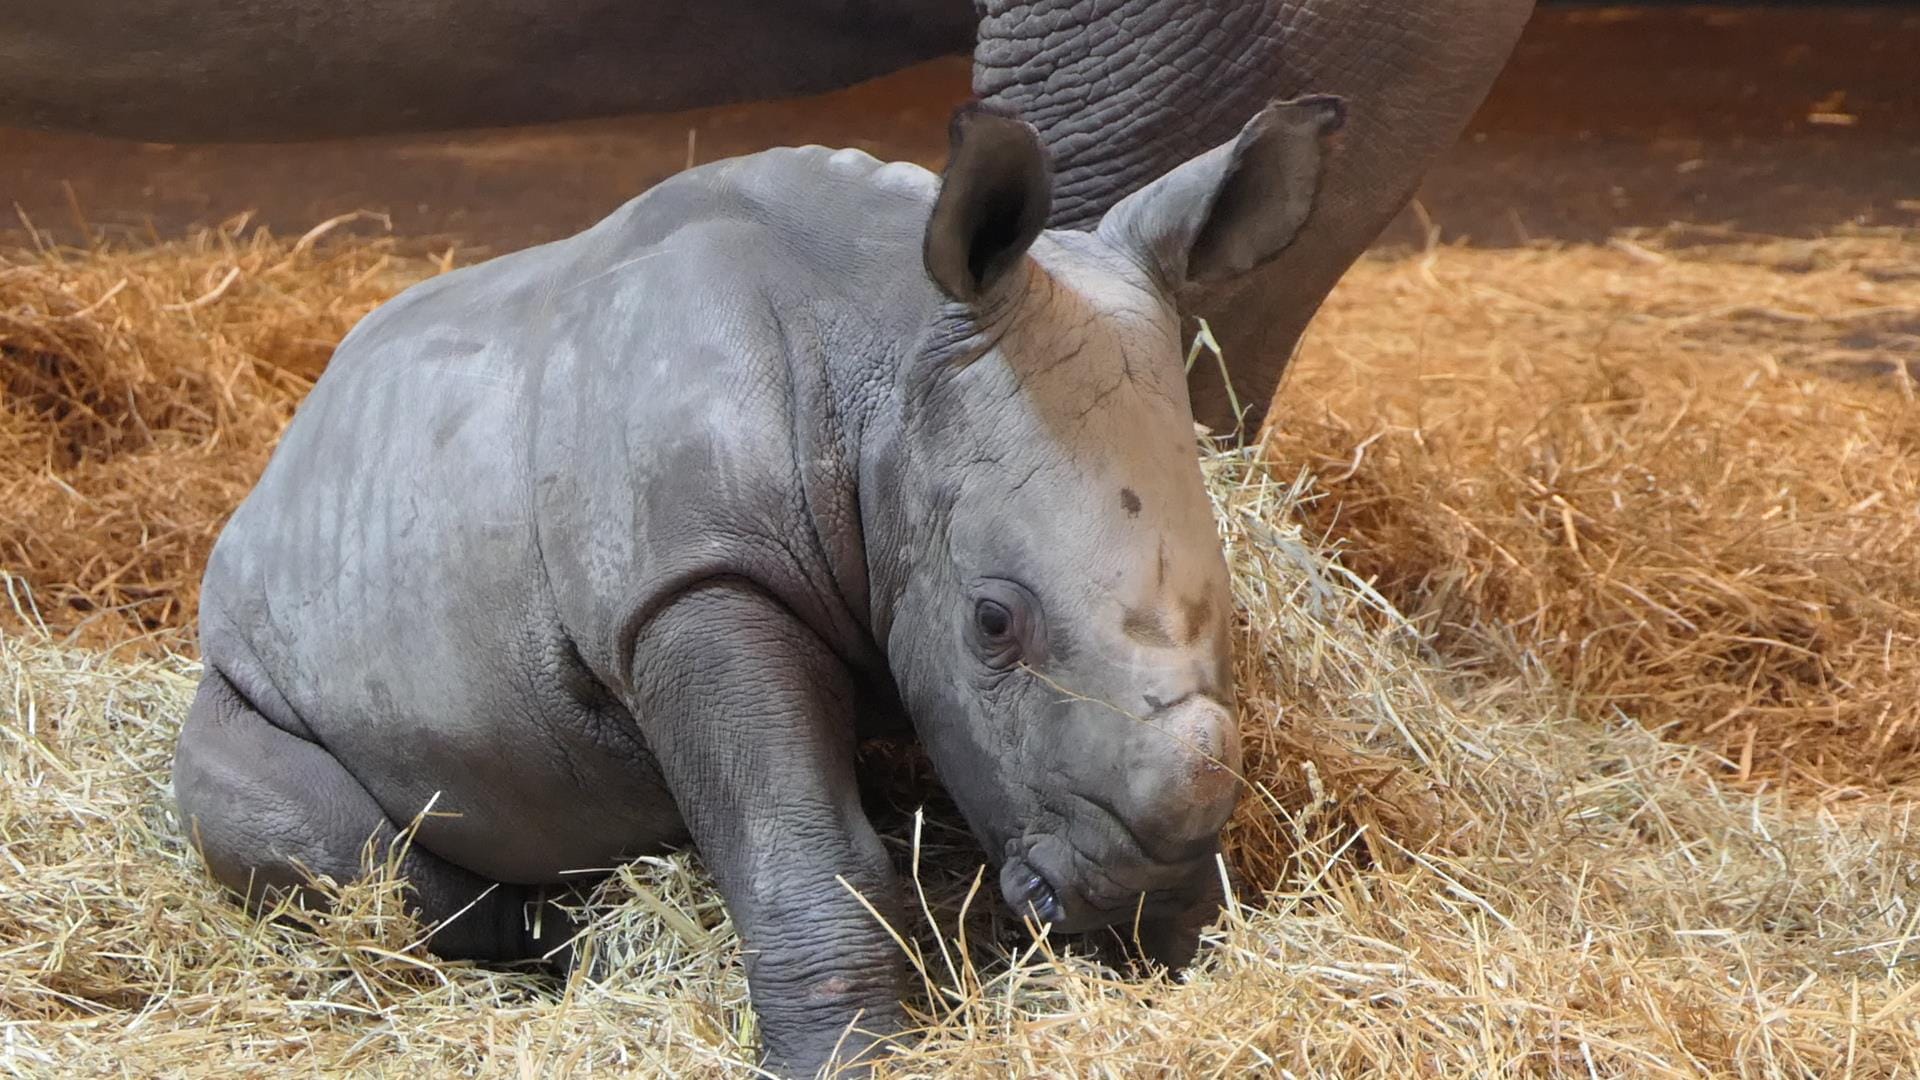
[1182,594,1215,645]
[1120,487,1142,517]
[431,403,472,451]
[1123,607,1178,647]
[1156,541,1168,587]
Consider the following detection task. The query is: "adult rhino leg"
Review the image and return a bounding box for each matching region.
[975,0,1536,433]
[627,580,906,1077]
[172,669,579,965]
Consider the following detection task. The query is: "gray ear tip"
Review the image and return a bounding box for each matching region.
[1261,93,1348,137]
[925,98,1052,303]
[1303,94,1348,135]
[948,99,1040,148]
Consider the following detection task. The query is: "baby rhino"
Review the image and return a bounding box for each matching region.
[173,97,1342,1076]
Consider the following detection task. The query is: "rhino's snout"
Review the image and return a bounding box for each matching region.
[1121,695,1243,862]
[999,695,1243,932]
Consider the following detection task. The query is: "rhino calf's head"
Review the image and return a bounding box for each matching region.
[868,96,1343,949]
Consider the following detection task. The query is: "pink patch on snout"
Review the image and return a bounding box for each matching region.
[1144,697,1243,838]
[1162,698,1240,778]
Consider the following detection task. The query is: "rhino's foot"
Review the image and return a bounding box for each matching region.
[173,667,583,966]
[762,1024,906,1080]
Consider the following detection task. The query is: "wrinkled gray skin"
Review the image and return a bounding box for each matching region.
[172,98,1343,1076]
[1,0,1532,433]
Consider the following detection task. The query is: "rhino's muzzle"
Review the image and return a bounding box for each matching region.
[999,843,1217,935]
[1000,695,1243,932]
[1119,695,1243,863]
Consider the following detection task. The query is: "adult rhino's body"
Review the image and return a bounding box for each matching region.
[2,0,1533,432]
[175,99,1346,1075]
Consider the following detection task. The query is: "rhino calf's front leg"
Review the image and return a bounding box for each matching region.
[631,580,909,1076]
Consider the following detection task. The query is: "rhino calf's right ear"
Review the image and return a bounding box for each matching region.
[923,104,1052,303]
[1098,95,1345,290]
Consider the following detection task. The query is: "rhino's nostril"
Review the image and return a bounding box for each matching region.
[1003,859,1067,925]
[1023,874,1064,924]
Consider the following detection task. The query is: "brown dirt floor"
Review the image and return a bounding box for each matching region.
[4,7,1919,255]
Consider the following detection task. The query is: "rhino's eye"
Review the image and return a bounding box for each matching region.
[969,580,1042,669]
[975,599,1014,641]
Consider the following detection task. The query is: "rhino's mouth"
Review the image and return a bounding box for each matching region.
[998,844,1203,935]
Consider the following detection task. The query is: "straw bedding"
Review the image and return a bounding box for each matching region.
[2,221,1917,1075]
[1263,228,1920,790]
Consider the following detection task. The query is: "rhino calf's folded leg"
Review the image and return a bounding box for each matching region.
[173,668,579,965]
[630,580,908,1077]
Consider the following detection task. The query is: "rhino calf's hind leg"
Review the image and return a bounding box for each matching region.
[172,669,578,965]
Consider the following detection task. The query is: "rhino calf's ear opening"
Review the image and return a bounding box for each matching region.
[1098,94,1345,290]
[923,104,1052,303]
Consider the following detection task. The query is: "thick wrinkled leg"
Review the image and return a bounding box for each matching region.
[173,669,578,965]
[630,580,907,1078]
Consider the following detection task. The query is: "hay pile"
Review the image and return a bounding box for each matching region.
[0,215,437,648]
[1265,228,1920,790]
[3,223,1919,1075]
[5,222,1917,788]
[4,464,1917,1075]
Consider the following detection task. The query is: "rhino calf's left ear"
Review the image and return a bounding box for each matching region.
[1098,95,1345,289]
[923,104,1052,303]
